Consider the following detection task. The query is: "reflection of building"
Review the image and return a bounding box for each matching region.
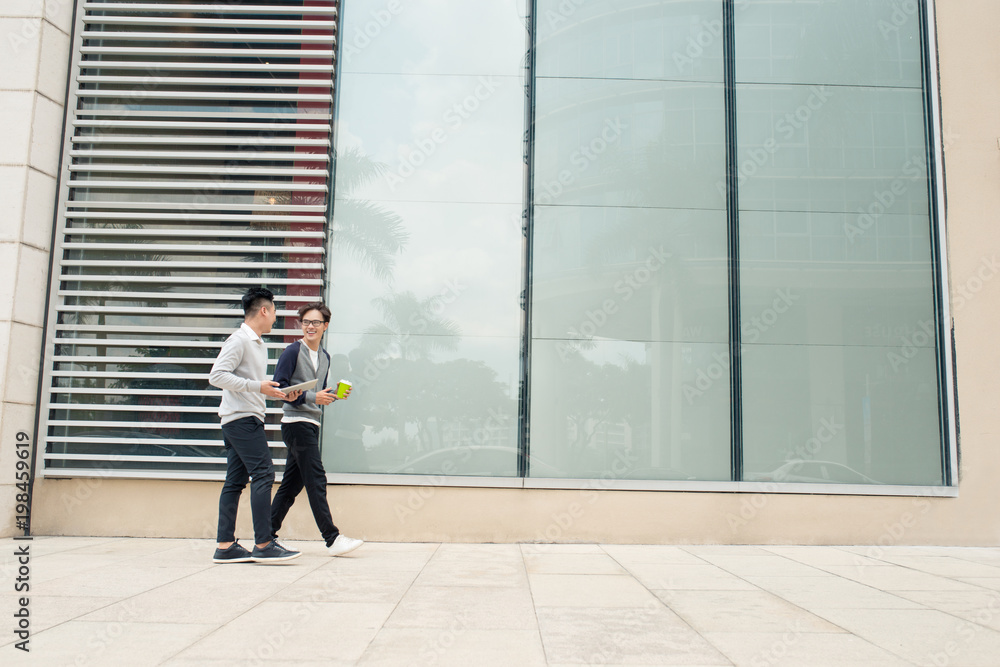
[3,1,1000,546]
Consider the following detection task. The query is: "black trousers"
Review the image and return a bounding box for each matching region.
[271,421,340,545]
[217,416,275,545]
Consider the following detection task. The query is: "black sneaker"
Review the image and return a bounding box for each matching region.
[251,540,301,563]
[213,542,253,564]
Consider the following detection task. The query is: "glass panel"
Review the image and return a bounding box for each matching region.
[537,0,723,82]
[323,333,520,476]
[735,85,929,215]
[530,340,731,480]
[532,205,729,344]
[325,0,526,476]
[736,0,944,486]
[340,0,525,76]
[327,201,522,337]
[739,211,935,347]
[741,344,943,486]
[735,0,924,88]
[534,78,726,210]
[530,0,730,481]
[334,72,524,204]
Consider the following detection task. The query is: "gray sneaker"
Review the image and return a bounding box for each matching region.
[213,542,253,564]
[212,542,252,563]
[251,540,301,563]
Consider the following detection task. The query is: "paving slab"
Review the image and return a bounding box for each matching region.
[3,536,1000,666]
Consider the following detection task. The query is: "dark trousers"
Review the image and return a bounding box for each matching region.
[271,421,340,545]
[217,416,275,545]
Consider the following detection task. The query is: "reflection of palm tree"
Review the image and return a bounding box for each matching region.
[356,290,462,450]
[333,147,409,283]
[362,291,461,361]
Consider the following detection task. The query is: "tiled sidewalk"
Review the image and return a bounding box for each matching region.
[2,538,1000,666]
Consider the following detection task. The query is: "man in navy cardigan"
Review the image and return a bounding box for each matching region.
[271,301,364,556]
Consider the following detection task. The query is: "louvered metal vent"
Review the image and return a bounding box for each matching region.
[40,0,338,478]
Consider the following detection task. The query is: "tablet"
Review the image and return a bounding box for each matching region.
[280,378,318,394]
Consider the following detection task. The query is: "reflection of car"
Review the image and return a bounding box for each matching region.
[386,446,563,477]
[746,460,883,485]
[616,467,698,481]
[384,447,700,480]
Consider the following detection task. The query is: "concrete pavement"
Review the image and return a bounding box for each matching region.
[2,537,1000,666]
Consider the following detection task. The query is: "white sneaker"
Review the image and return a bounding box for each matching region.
[327,534,364,557]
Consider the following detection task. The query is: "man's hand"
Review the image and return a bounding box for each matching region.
[260,380,287,400]
[315,387,336,405]
[283,389,303,402]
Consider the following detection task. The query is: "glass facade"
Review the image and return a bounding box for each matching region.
[42,0,951,491]
[323,0,948,488]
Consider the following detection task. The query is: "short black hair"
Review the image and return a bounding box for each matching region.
[297,301,331,323]
[242,286,274,316]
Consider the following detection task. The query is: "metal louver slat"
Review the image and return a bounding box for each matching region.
[81,2,338,14]
[72,135,330,145]
[80,80,333,92]
[61,244,326,252]
[67,181,329,192]
[81,32,336,44]
[72,120,331,131]
[61,223,325,233]
[57,276,324,285]
[69,150,329,161]
[69,167,328,177]
[81,46,336,58]
[68,201,326,211]
[81,16,336,29]
[53,337,291,347]
[77,61,335,72]
[76,111,331,120]
[54,324,307,334]
[41,0,339,479]
[76,90,333,101]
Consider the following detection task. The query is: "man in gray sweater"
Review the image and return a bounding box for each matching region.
[208,287,302,563]
[270,302,364,557]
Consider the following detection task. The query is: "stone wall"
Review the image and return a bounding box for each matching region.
[0,0,72,536]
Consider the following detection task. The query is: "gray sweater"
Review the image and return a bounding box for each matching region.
[208,323,268,425]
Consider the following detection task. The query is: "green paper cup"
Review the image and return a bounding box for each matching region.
[335,379,352,399]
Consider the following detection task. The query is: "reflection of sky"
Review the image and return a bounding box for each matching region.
[328,201,522,339]
[340,0,526,76]
[330,0,528,363]
[335,73,524,204]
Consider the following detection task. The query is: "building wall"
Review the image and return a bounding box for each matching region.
[0,0,72,538]
[16,0,1000,545]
